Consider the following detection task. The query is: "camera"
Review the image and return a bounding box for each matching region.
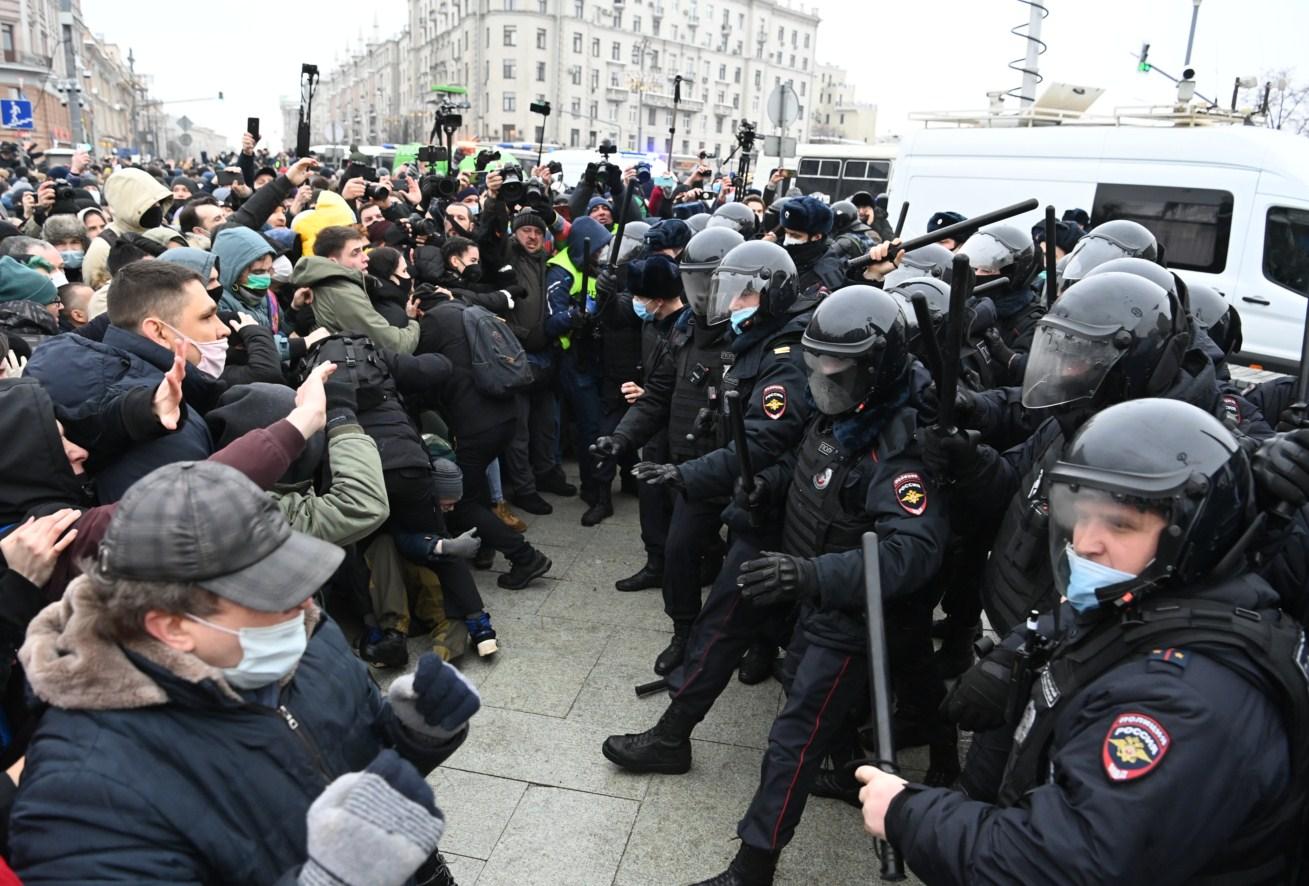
[475,149,501,172]
[417,144,449,164]
[433,97,468,133]
[530,99,552,116]
[735,120,757,153]
[591,140,623,195]
[408,213,440,240]
[546,160,564,176]
[498,163,526,203]
[365,183,390,201]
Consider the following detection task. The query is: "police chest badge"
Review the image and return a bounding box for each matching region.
[1102,712,1171,782]
[762,384,787,420]
[893,472,927,516]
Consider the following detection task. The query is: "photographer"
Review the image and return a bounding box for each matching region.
[567,151,645,228]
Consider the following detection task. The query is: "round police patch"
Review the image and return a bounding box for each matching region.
[893,472,927,516]
[1102,712,1171,782]
[762,384,787,420]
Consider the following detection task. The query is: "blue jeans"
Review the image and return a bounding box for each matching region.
[556,356,604,493]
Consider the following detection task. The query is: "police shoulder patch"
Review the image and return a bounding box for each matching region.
[773,345,792,355]
[893,472,927,516]
[1221,394,1242,424]
[1102,712,1171,782]
[762,384,787,420]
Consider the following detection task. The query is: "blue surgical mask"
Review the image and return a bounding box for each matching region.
[59,250,84,269]
[632,298,652,321]
[1063,545,1136,613]
[730,305,758,335]
[187,610,308,689]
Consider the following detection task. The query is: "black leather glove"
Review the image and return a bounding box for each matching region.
[732,473,770,513]
[954,388,978,422]
[631,461,684,490]
[736,551,816,608]
[941,640,1019,732]
[590,435,627,465]
[323,365,358,428]
[568,308,590,332]
[918,427,981,482]
[983,327,1018,370]
[583,162,599,188]
[595,266,619,304]
[1253,428,1309,507]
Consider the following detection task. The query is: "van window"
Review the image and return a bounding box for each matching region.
[1091,183,1233,274]
[797,157,840,197]
[1264,206,1309,295]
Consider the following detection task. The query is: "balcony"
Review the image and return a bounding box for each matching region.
[713,102,733,116]
[606,84,630,99]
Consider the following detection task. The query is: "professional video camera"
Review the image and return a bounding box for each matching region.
[589,139,624,195]
[734,120,757,153]
[417,144,448,165]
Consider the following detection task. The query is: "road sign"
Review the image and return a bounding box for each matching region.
[177,132,193,147]
[177,115,193,132]
[763,135,797,157]
[766,84,800,129]
[0,100,33,131]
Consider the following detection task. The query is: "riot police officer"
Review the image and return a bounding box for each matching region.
[778,196,846,294]
[1058,218,1159,291]
[829,199,878,262]
[592,226,744,672]
[860,398,1309,886]
[881,242,956,290]
[708,201,760,240]
[602,240,813,772]
[682,285,951,886]
[957,222,1043,387]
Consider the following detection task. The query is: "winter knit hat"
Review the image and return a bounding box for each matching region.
[159,247,218,284]
[587,196,613,215]
[0,255,57,305]
[511,210,548,233]
[431,458,463,502]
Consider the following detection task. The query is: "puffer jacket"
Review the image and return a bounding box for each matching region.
[0,300,58,350]
[82,168,171,289]
[292,256,421,355]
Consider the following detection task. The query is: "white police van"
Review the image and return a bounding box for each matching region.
[887,124,1309,371]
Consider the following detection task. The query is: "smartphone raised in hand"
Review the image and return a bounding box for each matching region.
[247,117,261,141]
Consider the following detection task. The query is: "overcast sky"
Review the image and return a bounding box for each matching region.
[82,0,1308,150]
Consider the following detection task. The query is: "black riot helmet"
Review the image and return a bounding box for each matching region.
[885,276,950,359]
[615,220,651,265]
[830,200,858,232]
[680,227,745,320]
[801,284,910,415]
[1022,271,1189,411]
[1047,398,1255,611]
[958,223,1036,289]
[883,242,956,289]
[1187,282,1243,358]
[707,240,797,332]
[708,201,758,239]
[1060,220,1159,291]
[762,196,792,234]
[686,212,712,233]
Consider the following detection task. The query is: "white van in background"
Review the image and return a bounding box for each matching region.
[886,125,1309,371]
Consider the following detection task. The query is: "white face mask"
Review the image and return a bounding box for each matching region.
[187,610,308,690]
[783,234,808,247]
[160,319,228,378]
[49,270,68,287]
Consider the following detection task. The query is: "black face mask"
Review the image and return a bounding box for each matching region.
[784,238,828,266]
[139,204,165,229]
[207,285,223,302]
[460,263,482,283]
[393,275,413,294]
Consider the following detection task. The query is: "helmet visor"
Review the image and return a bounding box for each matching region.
[883,259,945,290]
[1047,482,1169,600]
[616,235,644,264]
[708,267,767,327]
[1021,318,1128,409]
[1060,236,1129,288]
[804,351,866,415]
[681,265,715,317]
[958,232,1013,276]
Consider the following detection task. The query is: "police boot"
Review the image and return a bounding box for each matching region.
[654,621,691,675]
[581,484,614,526]
[738,641,777,685]
[809,763,862,808]
[688,844,780,886]
[893,708,955,750]
[601,702,697,774]
[933,620,980,680]
[616,559,663,592]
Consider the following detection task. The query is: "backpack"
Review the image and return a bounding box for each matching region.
[461,303,532,398]
[298,334,396,413]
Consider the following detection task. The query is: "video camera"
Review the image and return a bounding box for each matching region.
[734,120,757,154]
[588,139,624,195]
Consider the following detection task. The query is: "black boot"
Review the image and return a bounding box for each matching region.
[810,763,862,808]
[653,621,691,675]
[738,641,777,685]
[933,620,980,679]
[689,844,780,886]
[536,470,577,497]
[358,626,409,669]
[925,728,962,787]
[616,560,663,592]
[497,549,552,589]
[602,702,697,774]
[581,484,614,526]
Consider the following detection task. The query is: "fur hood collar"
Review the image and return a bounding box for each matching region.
[19,576,321,711]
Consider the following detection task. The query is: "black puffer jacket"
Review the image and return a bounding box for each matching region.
[0,300,58,350]
[416,298,518,436]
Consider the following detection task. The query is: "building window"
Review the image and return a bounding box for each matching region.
[804,32,811,48]
[610,70,620,87]
[633,16,642,33]
[575,0,584,14]
[572,32,583,53]
[503,60,516,79]
[590,70,599,89]
[799,82,805,96]
[648,108,656,125]
[1,24,13,63]
[503,93,517,112]
[591,37,600,57]
[537,61,547,81]
[631,44,642,63]
[791,29,798,47]
[612,41,621,60]
[537,27,548,49]
[571,67,582,85]
[734,66,741,84]
[590,101,599,119]
[539,0,547,11]
[571,97,581,113]
[653,19,660,36]
[682,139,689,153]
[718,64,726,80]
[754,70,761,87]
[503,25,517,46]
[570,128,581,147]
[628,135,636,150]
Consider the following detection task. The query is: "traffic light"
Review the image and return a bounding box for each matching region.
[1137,43,1151,73]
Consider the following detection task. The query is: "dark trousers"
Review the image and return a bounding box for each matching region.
[662,495,726,625]
[382,468,484,620]
[737,632,867,851]
[637,432,673,567]
[449,419,533,566]
[594,400,636,486]
[938,532,988,632]
[502,387,559,498]
[667,534,784,708]
[886,591,948,723]
[556,359,603,493]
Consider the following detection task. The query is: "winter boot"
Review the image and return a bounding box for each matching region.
[653,621,692,675]
[688,844,780,886]
[810,764,862,808]
[602,702,698,774]
[497,549,552,589]
[738,641,777,685]
[464,611,498,657]
[358,626,409,669]
[933,620,981,679]
[581,484,614,526]
[536,470,577,497]
[509,492,552,515]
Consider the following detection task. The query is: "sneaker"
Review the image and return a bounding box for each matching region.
[358,626,408,669]
[498,550,552,589]
[535,472,577,497]
[494,500,529,532]
[509,492,552,515]
[464,611,498,657]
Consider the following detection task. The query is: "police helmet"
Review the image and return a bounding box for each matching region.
[885,276,950,358]
[831,200,859,233]
[762,197,792,234]
[707,201,758,239]
[1022,272,1189,411]
[883,242,956,290]
[1060,219,1159,290]
[1082,256,1181,305]
[958,223,1036,289]
[616,220,651,265]
[707,240,797,333]
[679,227,745,319]
[1187,282,1243,358]
[801,284,910,415]
[1047,398,1255,610]
[686,212,712,233]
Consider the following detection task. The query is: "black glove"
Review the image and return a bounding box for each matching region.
[1253,428,1309,507]
[954,388,978,422]
[736,551,816,608]
[568,308,590,332]
[918,426,981,482]
[631,461,684,490]
[323,365,358,428]
[595,266,619,303]
[590,435,627,465]
[983,327,1017,369]
[732,473,770,513]
[941,640,1019,732]
[583,162,599,188]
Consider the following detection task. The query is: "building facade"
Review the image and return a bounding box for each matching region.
[812,62,877,142]
[317,0,822,166]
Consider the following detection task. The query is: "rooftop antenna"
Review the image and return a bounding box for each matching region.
[1007,0,1049,107]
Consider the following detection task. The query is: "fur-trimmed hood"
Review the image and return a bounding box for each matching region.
[19,575,321,711]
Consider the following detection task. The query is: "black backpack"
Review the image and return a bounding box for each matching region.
[298,334,395,413]
[461,302,532,398]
